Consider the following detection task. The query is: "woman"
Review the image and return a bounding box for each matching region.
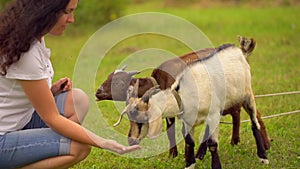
[0,0,141,168]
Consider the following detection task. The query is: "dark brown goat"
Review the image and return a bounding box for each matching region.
[95,46,270,158]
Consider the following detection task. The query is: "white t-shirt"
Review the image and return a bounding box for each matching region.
[0,38,54,135]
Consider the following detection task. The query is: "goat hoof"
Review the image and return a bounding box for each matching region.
[185,163,196,169]
[195,148,206,160]
[196,143,207,160]
[259,158,269,164]
[264,143,271,150]
[196,153,205,160]
[230,138,240,145]
[168,148,178,158]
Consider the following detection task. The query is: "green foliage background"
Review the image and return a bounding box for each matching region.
[74,0,130,27]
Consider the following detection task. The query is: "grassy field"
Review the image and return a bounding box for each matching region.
[45,2,299,169]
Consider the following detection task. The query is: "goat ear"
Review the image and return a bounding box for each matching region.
[133,79,139,97]
[127,79,139,100]
[147,106,162,139]
[141,85,160,103]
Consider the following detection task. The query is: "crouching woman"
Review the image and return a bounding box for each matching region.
[0,0,141,168]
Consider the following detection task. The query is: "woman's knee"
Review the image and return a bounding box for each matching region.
[70,140,91,161]
[65,88,90,123]
[72,88,89,117]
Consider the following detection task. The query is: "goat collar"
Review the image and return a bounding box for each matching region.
[172,90,183,111]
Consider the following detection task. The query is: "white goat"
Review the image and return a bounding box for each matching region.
[115,38,269,169]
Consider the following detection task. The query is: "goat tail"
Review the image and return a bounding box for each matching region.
[238,36,256,58]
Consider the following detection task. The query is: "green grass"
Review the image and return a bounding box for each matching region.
[45,3,299,169]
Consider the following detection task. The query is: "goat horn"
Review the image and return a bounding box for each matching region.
[119,65,127,71]
[113,108,128,127]
[127,71,140,77]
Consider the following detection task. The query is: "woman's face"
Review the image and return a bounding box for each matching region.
[49,0,78,36]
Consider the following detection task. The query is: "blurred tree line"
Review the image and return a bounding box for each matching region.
[0,0,130,27]
[0,0,297,28]
[74,0,130,27]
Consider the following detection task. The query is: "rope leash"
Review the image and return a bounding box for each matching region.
[220,90,300,124]
[220,110,300,124]
[255,91,300,98]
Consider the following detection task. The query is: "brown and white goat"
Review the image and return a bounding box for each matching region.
[95,39,270,158]
[114,42,269,169]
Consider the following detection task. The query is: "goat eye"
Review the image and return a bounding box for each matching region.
[132,109,139,116]
[128,109,139,118]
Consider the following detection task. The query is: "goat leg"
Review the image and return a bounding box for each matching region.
[195,124,212,160]
[166,117,178,158]
[256,111,271,150]
[207,138,222,169]
[251,122,269,164]
[230,108,241,145]
[196,141,207,160]
[182,124,196,168]
[243,96,269,164]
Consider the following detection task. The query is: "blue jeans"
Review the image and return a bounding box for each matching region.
[0,92,71,169]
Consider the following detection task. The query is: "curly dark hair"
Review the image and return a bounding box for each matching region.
[0,0,71,75]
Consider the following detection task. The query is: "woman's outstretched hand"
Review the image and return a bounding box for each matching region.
[101,139,142,155]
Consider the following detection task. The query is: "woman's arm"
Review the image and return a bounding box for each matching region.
[19,79,141,154]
